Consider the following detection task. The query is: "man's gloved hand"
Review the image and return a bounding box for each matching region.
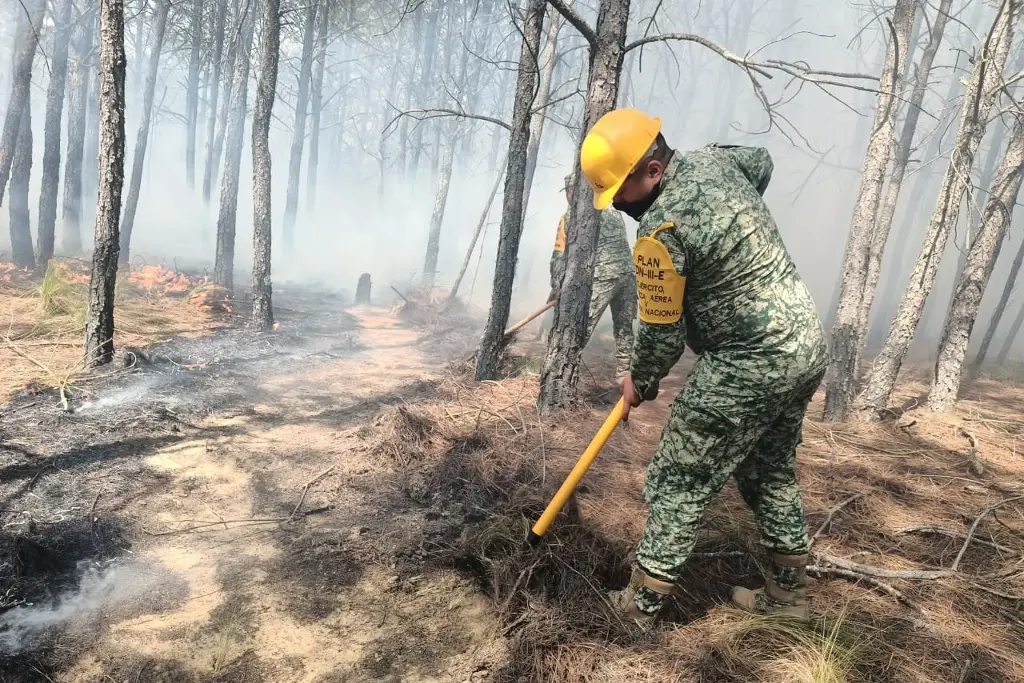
[621,376,659,422]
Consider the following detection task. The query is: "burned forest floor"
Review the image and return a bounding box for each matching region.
[0,275,1023,683]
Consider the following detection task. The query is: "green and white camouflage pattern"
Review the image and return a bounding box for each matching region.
[627,144,829,613]
[549,206,636,376]
[549,208,634,288]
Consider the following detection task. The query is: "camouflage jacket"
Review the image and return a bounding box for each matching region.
[550,207,633,290]
[629,144,827,398]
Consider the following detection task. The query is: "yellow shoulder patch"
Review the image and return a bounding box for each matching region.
[553,217,567,253]
[633,222,685,324]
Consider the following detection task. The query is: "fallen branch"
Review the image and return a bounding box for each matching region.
[142,510,332,536]
[813,551,951,580]
[967,580,1024,601]
[951,495,1024,572]
[808,564,921,610]
[290,465,337,519]
[897,525,1020,557]
[810,492,865,547]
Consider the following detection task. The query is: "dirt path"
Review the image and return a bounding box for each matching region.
[0,305,503,683]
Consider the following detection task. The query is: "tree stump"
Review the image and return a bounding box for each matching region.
[355,273,372,304]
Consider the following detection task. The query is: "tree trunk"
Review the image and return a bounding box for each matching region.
[62,0,95,254]
[9,99,34,268]
[252,0,280,331]
[537,0,631,411]
[996,296,1024,364]
[859,0,952,333]
[408,2,441,187]
[973,233,1024,369]
[420,135,455,291]
[117,0,168,266]
[202,0,235,204]
[0,0,45,209]
[281,0,319,254]
[473,0,546,382]
[84,0,126,367]
[84,34,102,208]
[821,0,917,422]
[928,115,1024,411]
[714,0,753,140]
[305,1,329,210]
[36,0,74,267]
[184,0,203,189]
[869,58,966,347]
[213,7,255,290]
[521,5,565,220]
[858,0,1019,417]
[446,150,507,307]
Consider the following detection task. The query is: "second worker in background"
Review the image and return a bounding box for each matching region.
[549,174,637,380]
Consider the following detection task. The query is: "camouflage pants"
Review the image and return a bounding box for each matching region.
[636,353,826,582]
[585,274,637,377]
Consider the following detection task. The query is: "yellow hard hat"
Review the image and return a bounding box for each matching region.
[580,109,662,210]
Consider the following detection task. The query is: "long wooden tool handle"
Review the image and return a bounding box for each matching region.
[503,301,555,339]
[527,397,625,545]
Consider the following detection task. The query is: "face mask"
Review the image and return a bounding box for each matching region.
[613,181,662,221]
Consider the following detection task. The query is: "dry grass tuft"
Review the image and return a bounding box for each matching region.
[361,404,440,466]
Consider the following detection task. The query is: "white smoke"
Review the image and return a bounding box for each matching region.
[0,559,162,655]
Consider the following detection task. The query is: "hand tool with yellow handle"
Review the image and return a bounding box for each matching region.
[527,397,625,545]
[501,301,555,343]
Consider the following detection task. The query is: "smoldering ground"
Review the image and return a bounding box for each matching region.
[0,559,183,655]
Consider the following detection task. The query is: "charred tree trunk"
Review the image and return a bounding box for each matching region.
[822,0,917,422]
[447,151,507,307]
[9,99,34,268]
[928,115,1024,411]
[213,7,255,290]
[305,1,329,210]
[184,0,203,189]
[37,0,74,267]
[118,0,168,266]
[521,5,564,220]
[474,0,546,382]
[858,0,1019,417]
[203,0,234,204]
[62,0,95,254]
[0,0,45,209]
[538,0,631,411]
[420,135,455,291]
[355,274,372,304]
[281,0,319,254]
[84,0,126,367]
[252,0,280,331]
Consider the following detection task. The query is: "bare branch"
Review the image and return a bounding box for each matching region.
[382,108,511,136]
[545,0,596,48]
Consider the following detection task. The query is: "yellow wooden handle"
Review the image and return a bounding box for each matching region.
[528,397,625,544]
[503,301,555,339]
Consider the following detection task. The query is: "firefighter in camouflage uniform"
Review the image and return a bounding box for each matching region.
[548,174,637,379]
[576,108,829,623]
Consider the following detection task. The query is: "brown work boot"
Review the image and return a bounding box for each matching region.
[608,566,678,626]
[731,552,809,619]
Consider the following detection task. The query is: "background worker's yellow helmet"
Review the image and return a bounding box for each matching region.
[580,109,662,210]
